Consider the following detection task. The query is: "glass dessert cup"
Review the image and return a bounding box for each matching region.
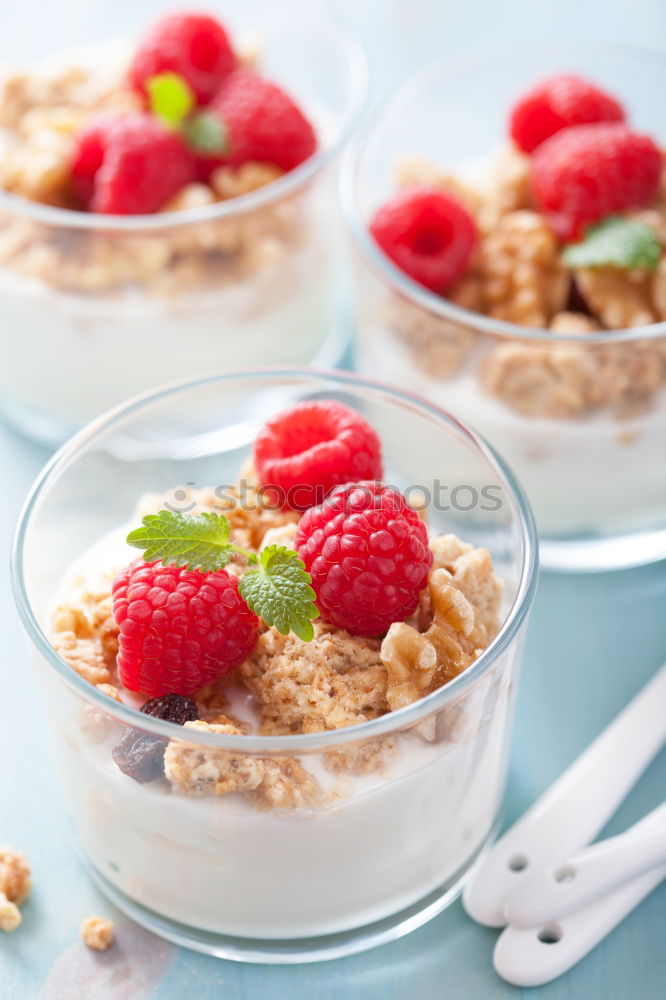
[341,43,666,572]
[0,0,367,446]
[12,368,537,962]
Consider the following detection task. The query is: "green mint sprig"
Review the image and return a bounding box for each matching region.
[146,72,228,155]
[127,511,317,642]
[563,216,661,271]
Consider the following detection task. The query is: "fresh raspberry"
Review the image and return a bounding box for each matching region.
[369,186,476,293]
[531,123,662,240]
[129,12,237,106]
[199,69,317,175]
[71,113,195,214]
[253,401,383,511]
[112,560,259,697]
[296,482,432,637]
[509,74,625,153]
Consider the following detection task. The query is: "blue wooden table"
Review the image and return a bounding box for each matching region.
[1,1,666,997]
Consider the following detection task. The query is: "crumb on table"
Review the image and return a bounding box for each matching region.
[81,915,114,951]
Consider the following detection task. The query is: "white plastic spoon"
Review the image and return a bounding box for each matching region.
[494,864,665,987]
[504,801,666,928]
[463,664,666,927]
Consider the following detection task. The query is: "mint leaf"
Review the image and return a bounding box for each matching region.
[147,72,195,129]
[563,216,661,271]
[127,511,234,573]
[183,111,228,155]
[239,545,318,642]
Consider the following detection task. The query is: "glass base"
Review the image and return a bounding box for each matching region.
[0,321,352,449]
[540,525,666,573]
[82,826,497,965]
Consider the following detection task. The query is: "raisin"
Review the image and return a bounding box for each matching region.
[112,694,199,783]
[112,732,167,783]
[140,694,199,725]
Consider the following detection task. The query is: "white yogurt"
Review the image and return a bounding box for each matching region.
[46,529,518,940]
[0,239,339,439]
[357,329,666,541]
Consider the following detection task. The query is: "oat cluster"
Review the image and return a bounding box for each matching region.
[0,847,31,932]
[80,915,115,951]
[0,52,307,296]
[50,488,503,809]
[383,148,666,417]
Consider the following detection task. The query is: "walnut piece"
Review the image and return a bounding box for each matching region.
[81,915,114,951]
[382,569,482,711]
[478,211,568,327]
[575,267,657,329]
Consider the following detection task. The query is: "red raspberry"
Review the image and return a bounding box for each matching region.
[112,560,259,697]
[253,401,383,512]
[129,12,237,106]
[296,482,432,637]
[71,113,195,214]
[369,186,476,293]
[510,74,625,153]
[199,69,317,175]
[531,123,662,240]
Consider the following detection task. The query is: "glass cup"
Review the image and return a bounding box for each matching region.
[0,0,367,445]
[12,368,537,962]
[341,43,666,571]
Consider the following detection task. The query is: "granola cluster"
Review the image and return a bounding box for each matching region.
[383,149,666,418]
[0,847,31,932]
[51,492,502,809]
[81,915,115,951]
[0,50,308,296]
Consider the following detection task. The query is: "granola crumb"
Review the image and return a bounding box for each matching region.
[81,915,114,951]
[249,758,320,810]
[0,847,32,906]
[0,894,21,932]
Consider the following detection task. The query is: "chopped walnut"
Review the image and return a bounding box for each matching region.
[240,623,386,734]
[81,915,114,951]
[476,146,534,231]
[478,211,568,327]
[0,894,21,932]
[382,567,491,712]
[0,848,31,906]
[575,267,657,329]
[651,256,666,320]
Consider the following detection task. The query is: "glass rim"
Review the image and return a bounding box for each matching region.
[340,40,666,346]
[11,366,539,753]
[0,9,368,233]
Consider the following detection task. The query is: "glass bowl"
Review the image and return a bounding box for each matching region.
[341,43,666,572]
[12,367,537,962]
[0,0,367,445]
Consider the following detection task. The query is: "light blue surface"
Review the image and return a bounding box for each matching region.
[1,1,666,997]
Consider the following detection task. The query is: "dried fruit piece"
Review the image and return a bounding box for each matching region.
[112,693,199,783]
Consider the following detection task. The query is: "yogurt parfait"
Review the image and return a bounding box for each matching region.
[0,3,366,443]
[343,44,666,570]
[12,369,537,961]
